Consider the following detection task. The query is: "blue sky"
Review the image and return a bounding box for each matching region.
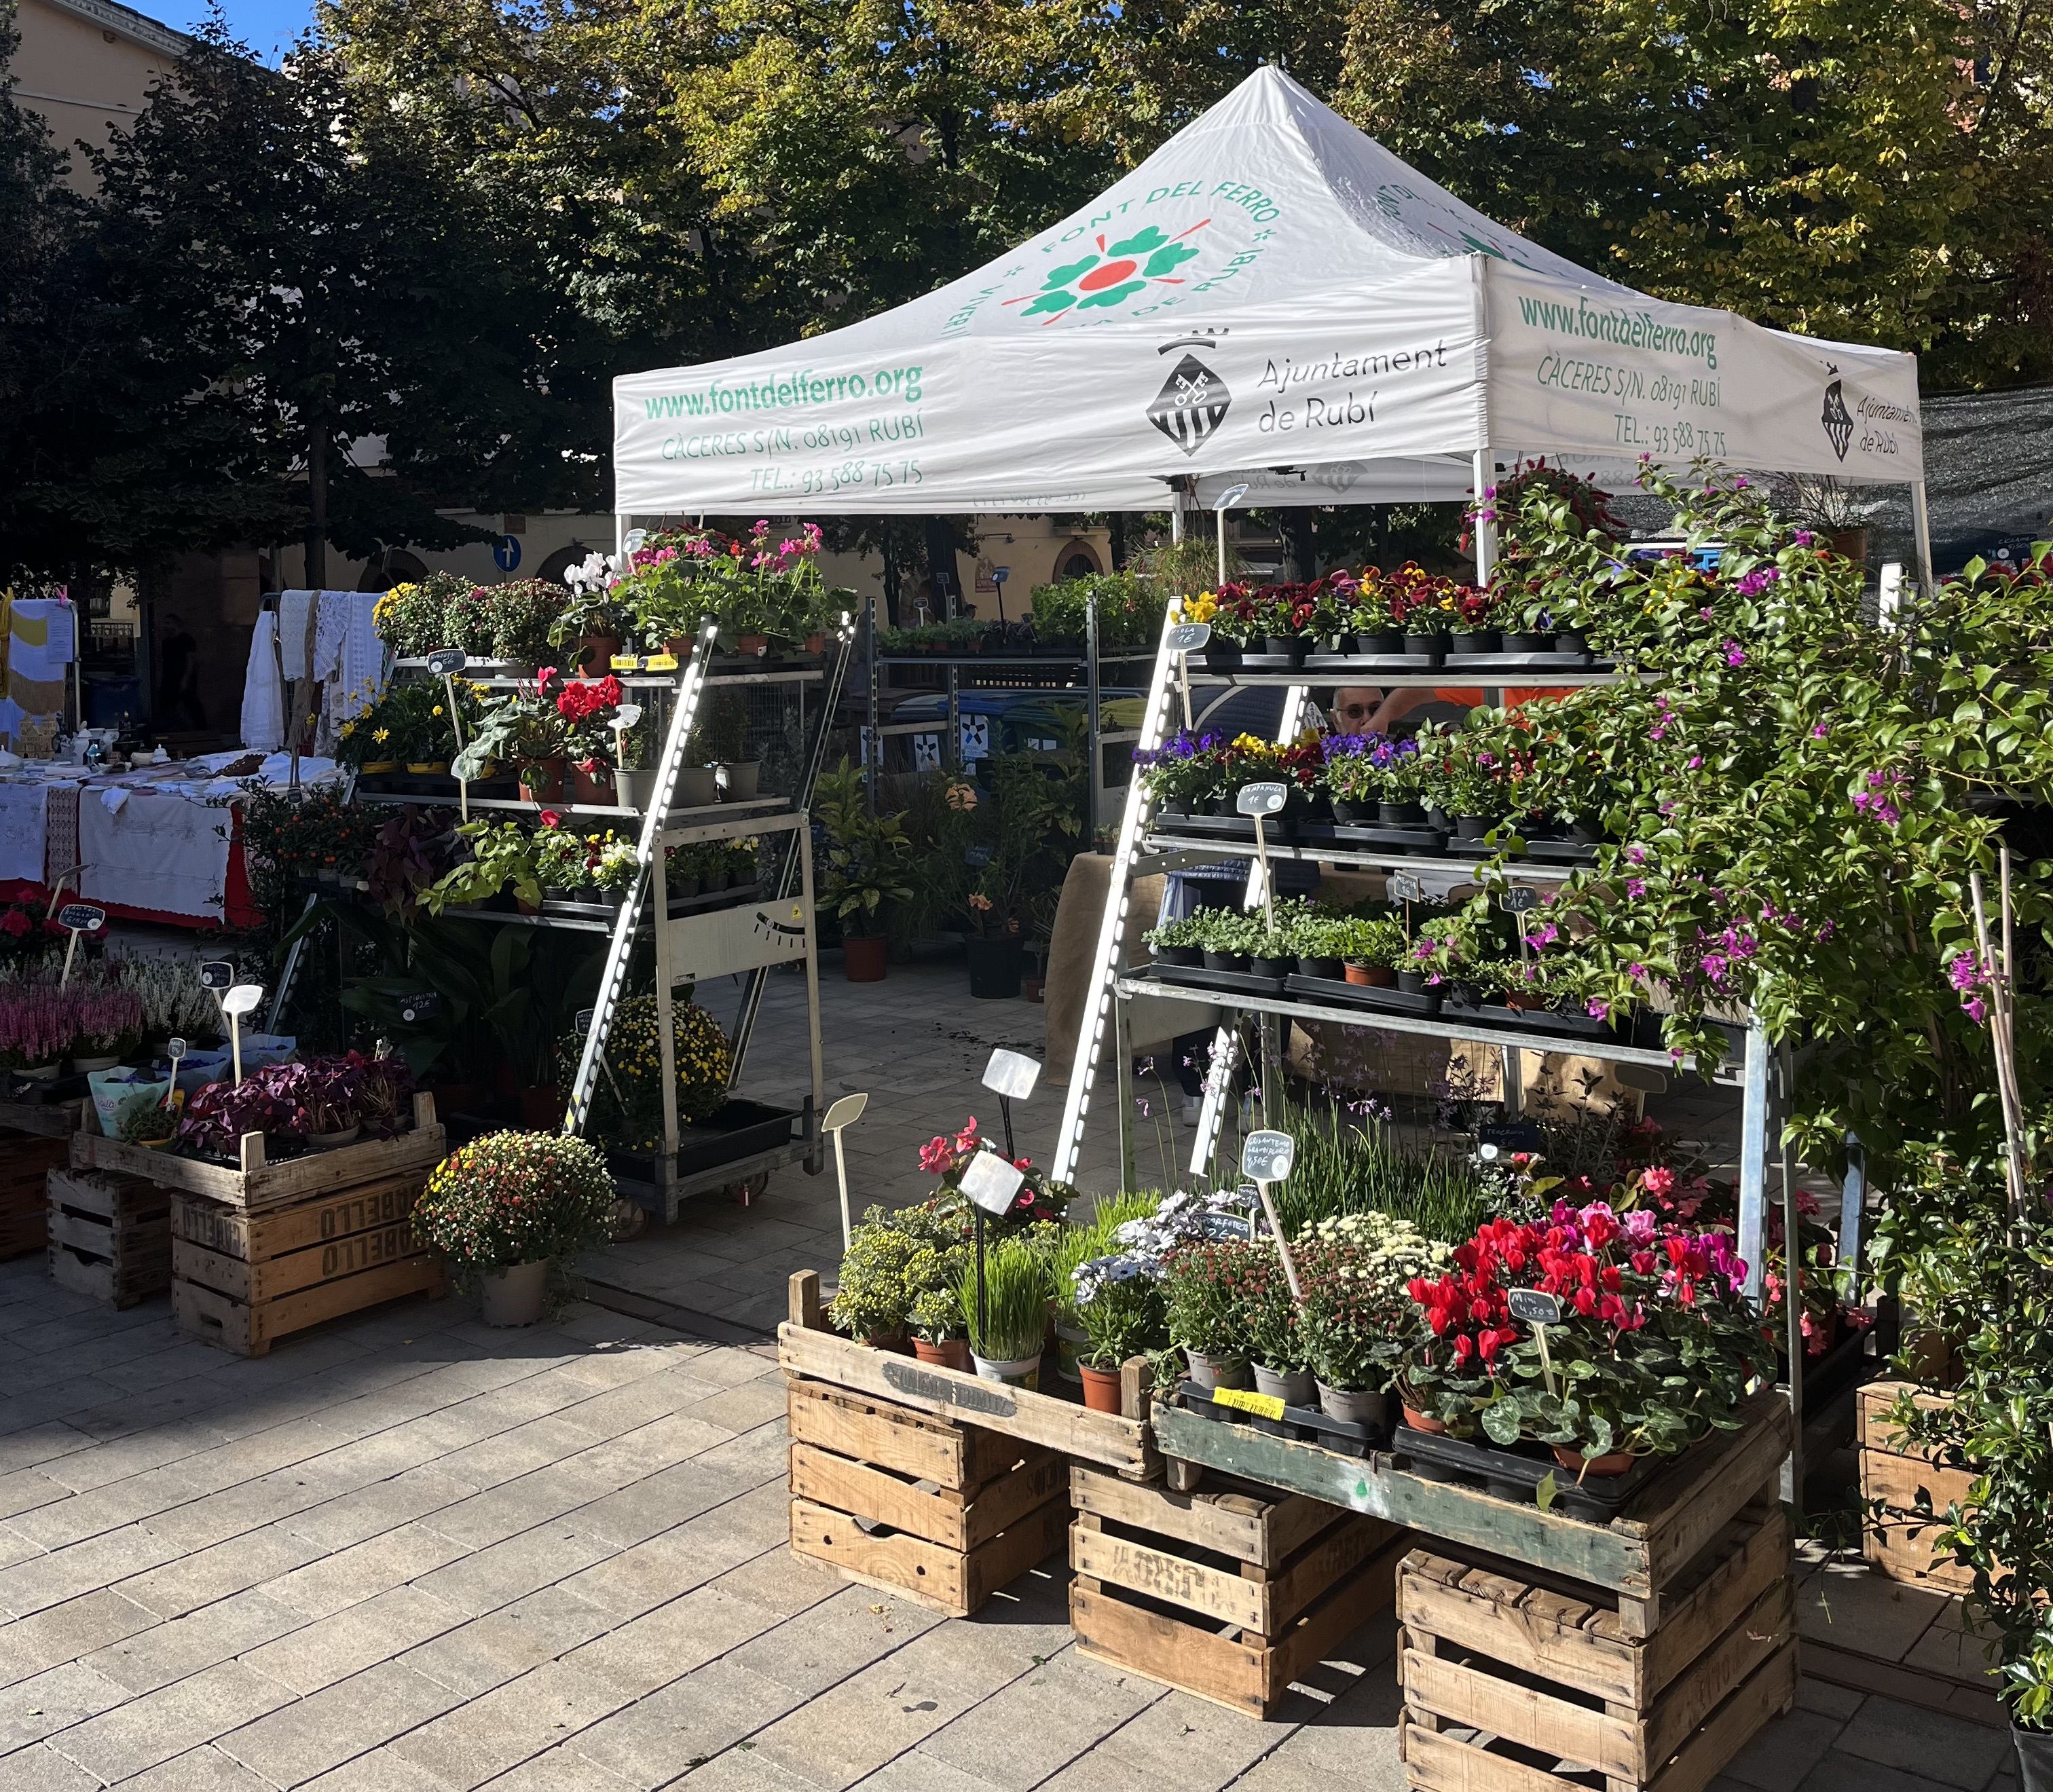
[164,0,317,60]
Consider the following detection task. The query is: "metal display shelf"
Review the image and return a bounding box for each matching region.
[1050,603,1832,1495]
[862,595,1155,835]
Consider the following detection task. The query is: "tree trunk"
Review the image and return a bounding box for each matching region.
[1109,512,1128,570]
[305,423,328,591]
[924,518,959,619]
[1282,510,1316,582]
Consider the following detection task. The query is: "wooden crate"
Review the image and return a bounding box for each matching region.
[170,1172,446,1356]
[1398,1505,1797,1792]
[1858,1380,1975,1593]
[45,1168,174,1306]
[73,1091,444,1212]
[1151,1387,1792,1638]
[779,1269,1157,1479]
[1,1132,72,1259]
[788,1377,1070,1618]
[1068,1463,1409,1717]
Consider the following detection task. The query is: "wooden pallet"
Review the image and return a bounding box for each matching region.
[73,1091,444,1212]
[170,1172,446,1356]
[787,1377,1070,1618]
[45,1168,174,1306]
[779,1269,1157,1478]
[0,1132,71,1259]
[1068,1463,1409,1717]
[1398,1504,1796,1792]
[1151,1388,1792,1637]
[1858,1381,1975,1592]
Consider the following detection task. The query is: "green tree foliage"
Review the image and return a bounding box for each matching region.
[1337,0,2053,388]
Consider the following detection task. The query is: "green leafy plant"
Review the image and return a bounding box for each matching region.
[831,1201,967,1341]
[1162,1239,1263,1368]
[956,1235,1050,1363]
[421,819,542,915]
[413,1129,616,1273]
[816,758,914,939]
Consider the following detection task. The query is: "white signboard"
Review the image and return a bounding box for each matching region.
[667,902,811,982]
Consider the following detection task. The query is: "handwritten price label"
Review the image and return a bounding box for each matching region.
[1210,1386,1287,1421]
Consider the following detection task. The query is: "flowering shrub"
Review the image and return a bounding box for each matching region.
[1071,1250,1169,1368]
[1296,1212,1449,1393]
[557,994,731,1151]
[1397,1200,1758,1459]
[413,1130,616,1272]
[371,574,469,656]
[0,980,144,1068]
[830,1201,966,1341]
[915,1115,1069,1229]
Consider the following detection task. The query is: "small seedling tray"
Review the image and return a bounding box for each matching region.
[1173,1379,1382,1455]
[1144,963,1289,1000]
[1282,973,1441,1016]
[1392,1424,1661,1520]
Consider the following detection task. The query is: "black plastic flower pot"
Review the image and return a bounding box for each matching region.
[1250,954,1294,980]
[2016,1725,2053,1792]
[1402,633,1446,661]
[1331,798,1367,824]
[1504,631,1551,653]
[1203,640,1244,668]
[1569,817,1605,844]
[1261,636,1309,662]
[1453,815,1493,841]
[1351,630,1405,656]
[1297,954,1343,980]
[1379,800,1426,825]
[965,935,1023,1000]
[1202,948,1251,973]
[1153,944,1202,967]
[1555,629,1592,654]
[1396,969,1433,995]
[1450,630,1500,654]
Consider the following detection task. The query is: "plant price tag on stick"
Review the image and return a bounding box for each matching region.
[399,992,442,1026]
[200,960,234,992]
[958,1147,1026,1218]
[425,648,466,677]
[1241,1129,1295,1184]
[58,903,105,933]
[1388,871,1426,903]
[981,1047,1040,1101]
[1508,1288,1562,1396]
[1501,886,1540,914]
[1166,622,1211,655]
[1235,781,1288,818]
[1210,1385,1287,1421]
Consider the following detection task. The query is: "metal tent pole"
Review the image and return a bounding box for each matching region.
[1737,1023,1771,1303]
[1086,596,1102,841]
[1910,481,1936,599]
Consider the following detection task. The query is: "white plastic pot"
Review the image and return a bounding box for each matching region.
[480,1259,548,1326]
[971,1350,1041,1389]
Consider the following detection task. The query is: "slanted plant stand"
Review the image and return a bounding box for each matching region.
[170,1169,446,1356]
[1397,1503,1796,1792]
[1067,1463,1409,1717]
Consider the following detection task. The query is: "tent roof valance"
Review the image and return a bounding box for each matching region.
[613,69,1923,517]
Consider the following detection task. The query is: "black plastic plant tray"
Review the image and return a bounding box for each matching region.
[1172,1379,1382,1455]
[1325,822,1450,855]
[1149,812,1297,845]
[1284,973,1442,1016]
[2,1072,88,1102]
[1145,963,1289,999]
[1478,1003,1621,1042]
[1236,652,1310,671]
[1523,838,1602,865]
[665,1098,802,1178]
[1440,650,1596,673]
[1391,1425,1663,1520]
[1443,832,1521,859]
[1301,652,1444,673]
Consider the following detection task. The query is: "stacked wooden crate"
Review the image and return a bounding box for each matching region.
[779,1271,1158,1618]
[1398,1505,1796,1792]
[46,1168,173,1307]
[1069,1465,1409,1717]
[788,1379,1070,1617]
[0,1099,81,1261]
[73,1092,449,1355]
[1858,1380,1974,1592]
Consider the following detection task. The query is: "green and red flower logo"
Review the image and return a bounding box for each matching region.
[1006,221,1210,322]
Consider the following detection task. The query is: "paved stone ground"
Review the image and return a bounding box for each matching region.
[0,1255,2014,1792]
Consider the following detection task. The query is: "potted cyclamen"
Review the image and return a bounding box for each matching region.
[412,1130,618,1326]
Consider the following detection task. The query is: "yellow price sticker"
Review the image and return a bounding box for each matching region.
[644,652,679,671]
[609,654,643,671]
[1209,1385,1286,1421]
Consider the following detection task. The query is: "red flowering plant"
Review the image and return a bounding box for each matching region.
[1397,1199,1758,1463]
[554,675,626,773]
[1204,583,1262,646]
[915,1115,1073,1235]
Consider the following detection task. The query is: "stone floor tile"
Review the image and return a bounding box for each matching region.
[565,1583,792,1698]
[724,1586,938,1700]
[1834,1695,2013,1789]
[1796,1561,1948,1664]
[397,1584,618,1699]
[0,1658,130,1749]
[219,1660,463,1787]
[569,1658,807,1791]
[1724,1707,1849,1792]
[913,1645,1158,1789]
[99,1743,280,1789]
[0,1523,183,1618]
[1797,1749,1972,1792]
[1796,1677,1868,1721]
[0,1470,73,1523]
[263,1523,475,1619]
[853,1753,1010,1792]
[238,1584,467,1694]
[297,1755,449,1792]
[409,1523,612,1621]
[568,1459,756,1553]
[702,1547,845,1622]
[117,1522,326,1619]
[470,1746,643,1792]
[0,1587,160,1690]
[0,1742,102,1791]
[84,1588,305,1695]
[278,1469,478,1554]
[49,1659,296,1785]
[388,1659,634,1791]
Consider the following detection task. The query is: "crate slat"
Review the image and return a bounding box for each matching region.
[44,1168,172,1307]
[786,1378,1018,1492]
[174,1250,445,1356]
[789,1442,1063,1553]
[790,1491,1067,1619]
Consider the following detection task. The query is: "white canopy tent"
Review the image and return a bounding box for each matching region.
[614,65,1930,573]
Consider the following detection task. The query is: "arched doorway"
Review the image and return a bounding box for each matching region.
[535,543,591,588]
[356,550,428,594]
[1054,538,1102,581]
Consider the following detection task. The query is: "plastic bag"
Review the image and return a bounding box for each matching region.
[88,1068,174,1138]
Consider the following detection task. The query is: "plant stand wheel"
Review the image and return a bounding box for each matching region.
[727,1169,772,1207]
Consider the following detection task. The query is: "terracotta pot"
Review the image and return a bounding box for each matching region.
[913,1337,973,1372]
[804,633,827,654]
[515,896,541,917]
[1551,1444,1636,1478]
[736,633,771,658]
[579,631,622,675]
[1345,960,1397,988]
[843,935,888,982]
[1079,1364,1124,1413]
[862,1332,912,1355]
[572,763,614,805]
[519,758,568,804]
[1403,1403,1448,1434]
[1829,527,1870,569]
[663,635,693,662]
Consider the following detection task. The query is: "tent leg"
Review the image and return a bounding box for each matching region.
[1910,480,1936,597]
[1471,449,1496,584]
